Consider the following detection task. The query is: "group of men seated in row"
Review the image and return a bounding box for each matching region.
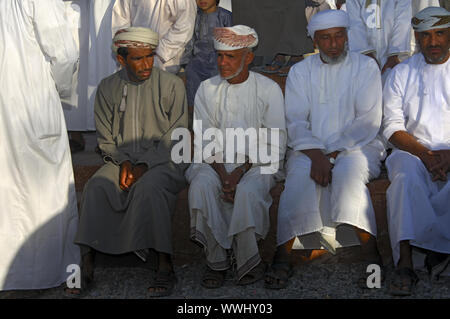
[67,8,450,298]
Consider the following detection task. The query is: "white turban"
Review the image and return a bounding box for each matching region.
[412,6,450,32]
[112,27,159,54]
[307,9,349,38]
[213,25,258,51]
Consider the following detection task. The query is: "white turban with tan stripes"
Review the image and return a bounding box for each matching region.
[213,25,258,51]
[112,27,159,54]
[412,6,450,32]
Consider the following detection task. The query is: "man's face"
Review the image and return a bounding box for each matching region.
[217,48,253,83]
[416,27,450,64]
[197,0,217,13]
[314,27,348,63]
[117,47,155,82]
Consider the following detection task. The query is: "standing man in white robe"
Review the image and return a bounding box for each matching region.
[346,0,412,80]
[383,6,450,296]
[62,1,119,153]
[186,25,286,288]
[63,0,91,152]
[265,10,385,289]
[0,0,80,290]
[87,0,119,131]
[112,0,196,73]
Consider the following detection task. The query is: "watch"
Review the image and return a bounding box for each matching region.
[329,157,336,165]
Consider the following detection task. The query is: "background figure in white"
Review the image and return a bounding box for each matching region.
[305,1,332,23]
[382,6,450,296]
[87,0,119,133]
[219,0,232,11]
[326,0,338,9]
[62,0,118,152]
[112,0,196,73]
[266,10,385,290]
[186,26,286,288]
[0,0,80,290]
[63,1,91,152]
[326,0,347,10]
[346,0,411,82]
[410,1,441,54]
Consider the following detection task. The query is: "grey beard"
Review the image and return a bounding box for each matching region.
[423,48,450,64]
[222,53,247,80]
[319,43,349,65]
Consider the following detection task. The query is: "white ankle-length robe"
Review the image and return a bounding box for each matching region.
[0,0,80,290]
[62,0,93,131]
[62,0,119,132]
[186,72,286,279]
[383,53,450,265]
[278,52,385,249]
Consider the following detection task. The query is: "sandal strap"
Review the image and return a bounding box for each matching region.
[203,268,225,282]
[392,267,418,286]
[153,270,176,287]
[266,262,292,280]
[395,267,418,279]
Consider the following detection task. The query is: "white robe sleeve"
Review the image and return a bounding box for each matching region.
[111,0,132,36]
[156,0,196,64]
[261,83,287,165]
[382,66,407,141]
[193,81,223,163]
[285,65,326,152]
[326,58,383,152]
[347,0,374,55]
[29,0,78,98]
[387,0,411,56]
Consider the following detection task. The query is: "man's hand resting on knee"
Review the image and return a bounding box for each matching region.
[302,149,334,187]
[429,150,450,181]
[119,161,148,191]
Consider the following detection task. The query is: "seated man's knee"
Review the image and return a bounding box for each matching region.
[235,181,259,200]
[133,179,165,200]
[190,172,221,194]
[84,175,113,195]
[387,152,425,184]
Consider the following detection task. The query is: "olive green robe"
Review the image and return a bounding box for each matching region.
[75,67,188,255]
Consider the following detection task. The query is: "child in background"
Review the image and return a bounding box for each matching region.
[183,0,232,112]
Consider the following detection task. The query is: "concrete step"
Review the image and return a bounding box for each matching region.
[73,163,393,267]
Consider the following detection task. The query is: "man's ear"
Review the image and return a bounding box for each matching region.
[245,50,255,65]
[116,54,127,68]
[313,35,318,50]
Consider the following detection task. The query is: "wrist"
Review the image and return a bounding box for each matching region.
[417,148,431,160]
[121,160,132,168]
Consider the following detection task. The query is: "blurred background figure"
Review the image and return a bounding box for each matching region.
[182,0,232,114]
[62,0,118,153]
[63,0,90,153]
[232,0,315,76]
[347,0,412,82]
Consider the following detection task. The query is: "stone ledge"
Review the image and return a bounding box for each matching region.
[73,164,393,266]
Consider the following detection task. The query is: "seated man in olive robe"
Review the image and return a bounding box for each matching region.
[72,27,188,298]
